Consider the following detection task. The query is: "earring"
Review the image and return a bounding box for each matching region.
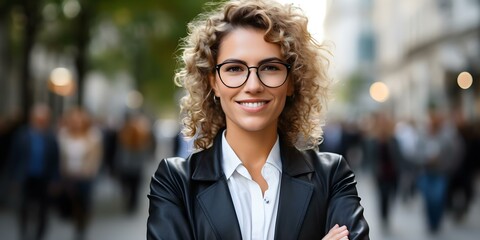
[213,95,219,104]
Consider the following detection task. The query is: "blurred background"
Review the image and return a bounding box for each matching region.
[0,0,479,239]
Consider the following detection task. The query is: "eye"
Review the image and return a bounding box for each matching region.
[223,63,246,73]
[260,63,282,72]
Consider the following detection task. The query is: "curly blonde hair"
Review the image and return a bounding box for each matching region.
[175,0,331,150]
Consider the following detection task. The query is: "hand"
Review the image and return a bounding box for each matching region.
[322,224,349,240]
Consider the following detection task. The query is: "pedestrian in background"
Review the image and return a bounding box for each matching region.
[418,107,463,233]
[364,112,402,231]
[116,112,152,213]
[173,129,194,159]
[58,107,102,240]
[9,103,59,240]
[394,118,423,203]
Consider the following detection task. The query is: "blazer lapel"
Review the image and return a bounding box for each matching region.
[196,178,242,240]
[275,143,315,240]
[192,132,242,240]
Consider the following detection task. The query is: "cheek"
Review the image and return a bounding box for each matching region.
[279,89,291,109]
[215,79,239,98]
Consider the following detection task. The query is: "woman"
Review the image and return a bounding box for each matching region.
[117,112,152,213]
[147,0,369,239]
[58,107,102,240]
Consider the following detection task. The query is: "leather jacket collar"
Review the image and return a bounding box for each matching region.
[192,130,314,181]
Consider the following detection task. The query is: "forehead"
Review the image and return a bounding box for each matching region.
[217,27,282,63]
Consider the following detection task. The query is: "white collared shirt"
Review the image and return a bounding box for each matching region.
[221,131,282,240]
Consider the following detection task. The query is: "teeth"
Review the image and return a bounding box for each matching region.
[240,102,266,108]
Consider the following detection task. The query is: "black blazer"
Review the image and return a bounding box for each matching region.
[147,133,369,240]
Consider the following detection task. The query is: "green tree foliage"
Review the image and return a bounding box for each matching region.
[90,0,216,110]
[1,0,216,115]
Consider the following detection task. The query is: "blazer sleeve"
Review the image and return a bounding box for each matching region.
[147,158,194,240]
[326,155,370,240]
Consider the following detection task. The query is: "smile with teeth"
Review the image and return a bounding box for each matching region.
[238,101,267,108]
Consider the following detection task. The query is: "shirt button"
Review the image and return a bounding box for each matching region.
[264,199,270,204]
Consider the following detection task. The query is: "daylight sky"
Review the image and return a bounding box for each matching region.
[277,0,327,42]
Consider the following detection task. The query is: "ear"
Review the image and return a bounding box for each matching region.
[209,73,219,97]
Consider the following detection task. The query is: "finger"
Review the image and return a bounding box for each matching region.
[322,225,338,240]
[334,229,349,239]
[330,224,339,231]
[323,225,346,240]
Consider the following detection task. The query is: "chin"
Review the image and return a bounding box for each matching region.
[238,121,276,133]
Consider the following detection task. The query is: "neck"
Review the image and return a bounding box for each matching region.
[225,126,277,168]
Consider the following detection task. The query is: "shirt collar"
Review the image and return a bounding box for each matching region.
[221,130,282,180]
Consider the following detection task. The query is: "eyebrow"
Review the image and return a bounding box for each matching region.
[219,57,285,65]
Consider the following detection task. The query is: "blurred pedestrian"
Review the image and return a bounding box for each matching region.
[447,108,474,222]
[8,103,59,240]
[116,112,151,213]
[0,117,9,179]
[0,116,10,205]
[58,107,102,240]
[173,129,194,159]
[417,108,463,233]
[394,119,423,202]
[147,0,369,239]
[1,112,23,181]
[364,112,401,230]
[99,116,118,177]
[318,120,344,155]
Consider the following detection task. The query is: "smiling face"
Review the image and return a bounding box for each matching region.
[210,27,293,136]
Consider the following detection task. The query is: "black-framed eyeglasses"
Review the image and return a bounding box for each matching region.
[215,61,291,88]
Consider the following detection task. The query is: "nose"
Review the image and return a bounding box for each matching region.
[244,67,264,92]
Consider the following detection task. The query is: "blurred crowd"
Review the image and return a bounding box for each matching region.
[320,106,480,235]
[0,103,154,240]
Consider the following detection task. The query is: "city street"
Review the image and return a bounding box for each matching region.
[1,159,480,240]
[1,0,479,239]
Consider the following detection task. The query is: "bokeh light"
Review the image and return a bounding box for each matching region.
[457,71,473,89]
[369,81,389,102]
[48,67,75,96]
[63,0,81,19]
